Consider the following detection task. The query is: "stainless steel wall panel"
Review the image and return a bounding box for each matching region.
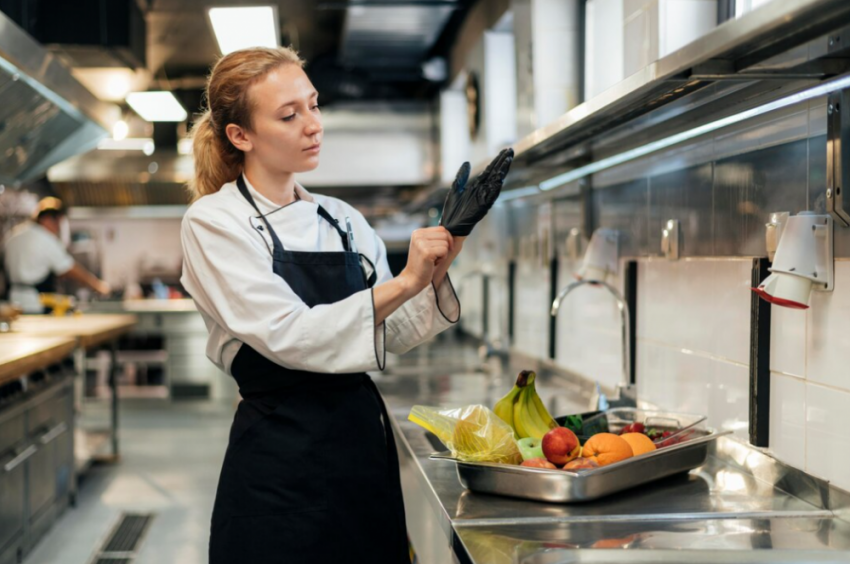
[592,179,651,257]
[648,164,714,257]
[713,140,810,257]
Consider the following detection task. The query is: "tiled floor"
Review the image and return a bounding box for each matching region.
[25,399,235,564]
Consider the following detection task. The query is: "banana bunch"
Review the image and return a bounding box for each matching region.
[493,370,559,439]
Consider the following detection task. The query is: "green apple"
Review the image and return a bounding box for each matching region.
[517,437,545,461]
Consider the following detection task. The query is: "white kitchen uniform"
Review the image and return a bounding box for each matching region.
[180,177,460,375]
[4,222,75,313]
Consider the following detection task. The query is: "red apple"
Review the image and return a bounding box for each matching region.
[520,457,557,469]
[542,427,581,466]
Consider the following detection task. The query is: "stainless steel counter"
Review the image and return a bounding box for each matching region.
[375,336,850,564]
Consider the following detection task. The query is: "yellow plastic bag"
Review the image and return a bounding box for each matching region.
[409,404,521,464]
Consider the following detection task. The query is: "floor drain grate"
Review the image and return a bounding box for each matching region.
[90,512,154,564]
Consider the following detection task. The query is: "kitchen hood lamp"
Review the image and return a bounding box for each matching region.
[752,212,834,309]
[576,228,620,281]
[126,91,187,122]
[207,6,280,55]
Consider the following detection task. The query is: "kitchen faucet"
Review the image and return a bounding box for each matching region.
[551,278,636,408]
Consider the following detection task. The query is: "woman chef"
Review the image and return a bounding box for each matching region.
[180,47,509,563]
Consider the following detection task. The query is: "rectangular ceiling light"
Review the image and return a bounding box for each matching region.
[98,138,155,155]
[208,6,279,55]
[126,91,188,122]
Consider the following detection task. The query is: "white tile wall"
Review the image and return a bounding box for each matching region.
[457,273,486,339]
[638,258,751,363]
[487,266,511,345]
[712,260,754,365]
[636,340,750,438]
[554,261,625,390]
[806,383,850,492]
[807,261,850,390]
[770,303,806,378]
[513,259,551,359]
[769,373,806,469]
[468,229,850,490]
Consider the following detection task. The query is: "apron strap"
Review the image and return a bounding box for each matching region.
[237,174,354,253]
[235,174,377,288]
[316,205,352,253]
[236,174,286,256]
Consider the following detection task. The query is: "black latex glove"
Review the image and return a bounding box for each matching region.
[440,148,514,237]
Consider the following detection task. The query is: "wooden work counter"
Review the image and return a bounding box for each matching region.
[0,335,77,386]
[10,314,138,350]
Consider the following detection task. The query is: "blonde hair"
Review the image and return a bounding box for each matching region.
[189,47,305,200]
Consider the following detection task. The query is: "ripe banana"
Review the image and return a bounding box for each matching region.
[493,384,521,433]
[493,370,561,440]
[517,385,552,439]
[528,380,558,431]
[512,387,530,438]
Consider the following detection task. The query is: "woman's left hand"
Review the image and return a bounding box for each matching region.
[433,235,465,289]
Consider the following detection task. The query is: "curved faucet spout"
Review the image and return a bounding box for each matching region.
[550,278,632,388]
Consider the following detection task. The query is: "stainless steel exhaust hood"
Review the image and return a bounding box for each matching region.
[0,9,118,185]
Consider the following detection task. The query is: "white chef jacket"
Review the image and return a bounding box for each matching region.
[4,222,75,313]
[180,177,461,376]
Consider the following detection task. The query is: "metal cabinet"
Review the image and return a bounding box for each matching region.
[27,389,71,524]
[0,413,26,562]
[0,377,74,563]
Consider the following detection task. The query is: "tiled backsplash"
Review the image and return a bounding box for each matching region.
[768,260,850,491]
[458,95,850,492]
[512,258,551,360]
[554,260,625,391]
[636,258,752,439]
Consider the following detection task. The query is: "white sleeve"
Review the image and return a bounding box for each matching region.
[42,232,74,276]
[180,212,384,374]
[372,232,461,356]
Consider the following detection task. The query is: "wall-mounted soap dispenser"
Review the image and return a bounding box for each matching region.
[752,212,834,309]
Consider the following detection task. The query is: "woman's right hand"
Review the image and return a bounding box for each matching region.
[399,227,453,295]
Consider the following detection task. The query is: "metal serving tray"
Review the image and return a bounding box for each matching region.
[430,410,731,503]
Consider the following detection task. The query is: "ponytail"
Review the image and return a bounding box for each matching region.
[187,46,305,201]
[189,111,241,200]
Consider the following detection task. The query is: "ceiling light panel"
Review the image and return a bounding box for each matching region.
[126,91,187,122]
[208,6,279,55]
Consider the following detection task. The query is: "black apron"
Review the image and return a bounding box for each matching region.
[11,271,58,313]
[209,176,408,564]
[33,271,59,294]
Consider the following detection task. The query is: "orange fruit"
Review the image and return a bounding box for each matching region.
[580,433,633,466]
[620,432,657,456]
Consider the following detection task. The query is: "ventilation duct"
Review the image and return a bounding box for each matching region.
[0,10,118,185]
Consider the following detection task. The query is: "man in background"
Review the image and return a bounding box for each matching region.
[4,197,110,313]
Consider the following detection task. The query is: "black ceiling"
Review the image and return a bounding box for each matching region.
[1,0,475,110]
